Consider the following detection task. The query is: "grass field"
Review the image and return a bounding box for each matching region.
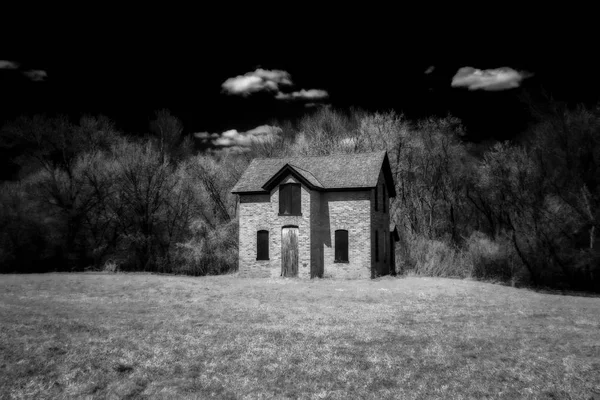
[1,274,599,399]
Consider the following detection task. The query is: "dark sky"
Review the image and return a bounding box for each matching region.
[2,10,599,141]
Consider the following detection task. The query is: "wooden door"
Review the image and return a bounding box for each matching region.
[281,227,299,277]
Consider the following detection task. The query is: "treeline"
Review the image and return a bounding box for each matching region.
[1,103,598,291]
[0,111,241,275]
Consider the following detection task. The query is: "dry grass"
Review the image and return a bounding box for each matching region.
[1,273,599,399]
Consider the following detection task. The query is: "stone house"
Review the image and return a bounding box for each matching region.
[231,151,399,279]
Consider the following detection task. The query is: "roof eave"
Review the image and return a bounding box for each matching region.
[233,186,373,195]
[231,190,269,195]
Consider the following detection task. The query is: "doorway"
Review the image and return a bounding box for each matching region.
[281,226,299,277]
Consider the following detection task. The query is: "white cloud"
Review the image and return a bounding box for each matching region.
[304,102,331,108]
[451,66,531,91]
[222,129,239,139]
[196,125,283,150]
[23,69,48,82]
[0,60,19,69]
[276,89,329,101]
[253,69,292,86]
[221,68,329,102]
[221,68,292,96]
[246,124,280,136]
[194,132,220,141]
[424,65,435,74]
[0,61,47,82]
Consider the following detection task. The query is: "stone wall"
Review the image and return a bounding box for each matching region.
[318,190,372,279]
[238,193,272,278]
[237,176,312,279]
[237,169,391,279]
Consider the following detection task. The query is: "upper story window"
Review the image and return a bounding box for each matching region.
[334,230,349,263]
[279,183,301,215]
[382,184,387,213]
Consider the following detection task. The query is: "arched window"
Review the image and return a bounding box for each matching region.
[335,230,349,263]
[257,230,269,260]
[279,183,301,215]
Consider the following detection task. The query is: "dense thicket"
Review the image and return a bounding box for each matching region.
[1,103,598,291]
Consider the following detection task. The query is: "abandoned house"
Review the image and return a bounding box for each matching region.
[231,151,399,279]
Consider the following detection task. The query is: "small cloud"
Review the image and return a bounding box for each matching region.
[215,136,236,146]
[304,102,331,109]
[424,65,435,74]
[276,89,329,101]
[0,61,47,82]
[253,69,292,86]
[222,129,239,139]
[221,68,292,96]
[23,69,48,82]
[451,66,531,91]
[0,60,19,69]
[194,132,220,141]
[246,124,280,136]
[196,124,283,150]
[221,68,328,103]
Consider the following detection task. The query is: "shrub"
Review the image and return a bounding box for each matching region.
[465,231,526,285]
[404,234,471,278]
[172,219,238,276]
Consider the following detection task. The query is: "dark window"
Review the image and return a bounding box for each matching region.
[375,230,379,262]
[257,230,269,260]
[279,183,301,215]
[383,229,387,262]
[334,230,349,263]
[374,186,378,211]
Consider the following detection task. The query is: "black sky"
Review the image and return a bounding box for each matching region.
[2,10,599,141]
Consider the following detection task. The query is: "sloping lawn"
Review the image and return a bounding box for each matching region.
[0,273,599,399]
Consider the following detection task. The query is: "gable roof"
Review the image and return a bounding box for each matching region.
[262,163,325,191]
[231,151,396,196]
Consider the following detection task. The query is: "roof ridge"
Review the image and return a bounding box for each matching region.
[232,150,393,194]
[287,163,324,187]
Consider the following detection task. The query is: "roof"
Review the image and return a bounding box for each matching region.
[231,151,396,196]
[262,163,325,191]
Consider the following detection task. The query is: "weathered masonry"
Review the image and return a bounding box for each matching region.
[231,151,399,279]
